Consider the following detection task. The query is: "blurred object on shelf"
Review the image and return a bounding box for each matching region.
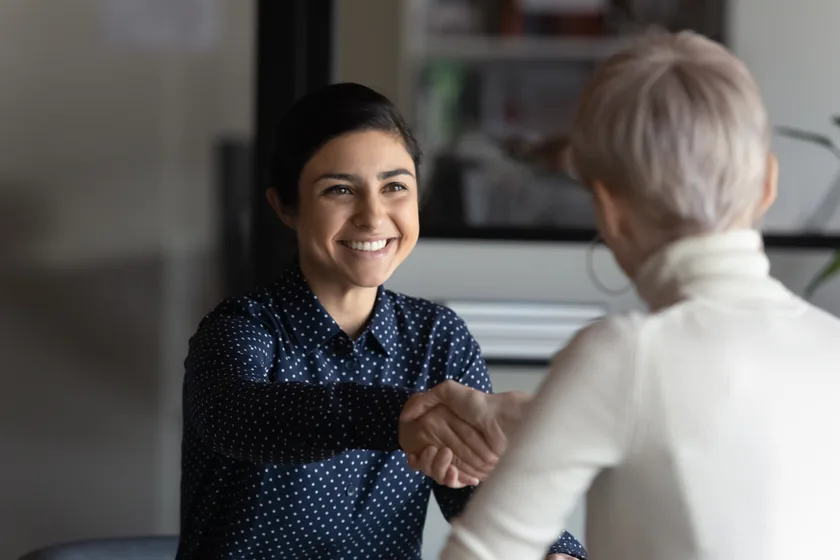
[416,60,475,156]
[614,0,726,38]
[421,128,594,231]
[614,0,677,27]
[502,135,571,175]
[426,0,484,34]
[414,0,728,238]
[424,0,725,39]
[499,0,524,35]
[521,0,608,9]
[479,62,590,141]
[521,0,611,36]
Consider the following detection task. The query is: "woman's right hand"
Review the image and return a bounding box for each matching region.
[398,401,497,485]
[399,381,533,488]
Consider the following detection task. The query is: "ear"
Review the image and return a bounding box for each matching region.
[755,153,778,219]
[591,180,625,241]
[266,188,298,231]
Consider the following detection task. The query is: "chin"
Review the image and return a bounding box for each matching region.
[343,267,395,289]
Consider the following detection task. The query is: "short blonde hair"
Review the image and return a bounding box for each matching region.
[570,30,770,235]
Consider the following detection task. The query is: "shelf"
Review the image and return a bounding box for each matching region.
[418,35,630,62]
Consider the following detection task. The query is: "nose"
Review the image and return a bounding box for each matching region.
[352,191,386,230]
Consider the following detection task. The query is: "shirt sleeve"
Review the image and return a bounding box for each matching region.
[439,315,640,560]
[183,301,414,466]
[432,312,590,559]
[432,316,493,523]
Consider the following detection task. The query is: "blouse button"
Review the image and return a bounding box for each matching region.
[344,359,356,371]
[345,484,357,496]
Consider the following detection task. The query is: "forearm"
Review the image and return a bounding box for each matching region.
[188,376,413,464]
[440,319,636,559]
[436,485,585,558]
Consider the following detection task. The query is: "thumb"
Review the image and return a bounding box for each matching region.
[399,391,441,422]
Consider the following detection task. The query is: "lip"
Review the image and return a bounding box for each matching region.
[338,237,398,259]
[339,237,396,245]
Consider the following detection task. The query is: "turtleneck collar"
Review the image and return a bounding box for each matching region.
[633,229,791,311]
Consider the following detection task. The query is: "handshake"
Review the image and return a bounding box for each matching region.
[398,380,531,488]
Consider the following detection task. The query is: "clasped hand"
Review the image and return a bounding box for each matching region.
[397,380,531,488]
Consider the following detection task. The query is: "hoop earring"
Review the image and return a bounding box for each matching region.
[586,236,633,296]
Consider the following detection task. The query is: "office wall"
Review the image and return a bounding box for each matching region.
[336,0,840,556]
[0,1,254,557]
[0,0,254,265]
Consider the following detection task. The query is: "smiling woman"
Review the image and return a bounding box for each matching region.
[267,128,420,333]
[175,82,588,560]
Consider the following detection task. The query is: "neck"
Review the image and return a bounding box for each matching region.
[299,259,377,338]
[633,229,773,310]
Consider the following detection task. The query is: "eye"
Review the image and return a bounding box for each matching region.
[384,182,408,193]
[323,185,352,196]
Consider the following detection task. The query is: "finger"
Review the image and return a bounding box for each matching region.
[446,411,500,468]
[431,447,454,484]
[407,454,418,468]
[404,406,490,480]
[436,381,482,423]
[443,464,459,488]
[443,464,469,489]
[437,408,499,474]
[400,391,442,422]
[458,470,479,487]
[436,386,509,457]
[411,447,474,488]
[411,446,438,475]
[432,413,494,481]
[434,450,477,489]
[450,465,480,488]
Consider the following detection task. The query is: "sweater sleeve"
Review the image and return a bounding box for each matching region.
[440,315,641,560]
[183,305,413,466]
[430,314,587,558]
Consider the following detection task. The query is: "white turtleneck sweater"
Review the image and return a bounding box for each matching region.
[441,230,840,560]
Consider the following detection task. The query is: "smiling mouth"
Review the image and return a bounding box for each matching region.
[339,238,396,252]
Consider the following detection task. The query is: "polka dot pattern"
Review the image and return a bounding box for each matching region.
[177,265,585,559]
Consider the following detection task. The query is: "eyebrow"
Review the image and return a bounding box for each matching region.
[314,168,415,183]
[378,168,414,180]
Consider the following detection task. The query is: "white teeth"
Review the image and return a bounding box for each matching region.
[347,239,388,252]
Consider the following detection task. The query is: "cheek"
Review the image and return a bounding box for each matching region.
[394,202,420,239]
[297,201,348,240]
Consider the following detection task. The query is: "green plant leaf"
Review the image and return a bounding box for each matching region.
[805,250,840,298]
[775,126,835,149]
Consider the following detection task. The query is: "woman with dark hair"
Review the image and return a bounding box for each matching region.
[176,83,585,559]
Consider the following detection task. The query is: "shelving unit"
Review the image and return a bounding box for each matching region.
[396,0,724,240]
[418,34,629,61]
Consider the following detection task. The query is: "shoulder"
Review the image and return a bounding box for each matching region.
[569,311,646,347]
[539,313,649,412]
[552,311,647,371]
[382,289,485,385]
[383,289,472,341]
[192,286,283,346]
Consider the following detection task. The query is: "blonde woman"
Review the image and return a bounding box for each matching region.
[440,31,840,559]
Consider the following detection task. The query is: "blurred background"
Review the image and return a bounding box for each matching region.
[1,0,838,558]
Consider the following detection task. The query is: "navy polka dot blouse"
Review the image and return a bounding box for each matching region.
[177,265,585,559]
